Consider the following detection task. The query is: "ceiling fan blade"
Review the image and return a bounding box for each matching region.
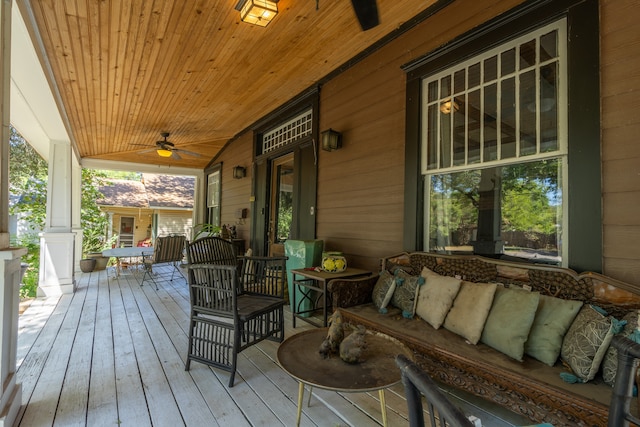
[136,148,155,154]
[171,151,182,160]
[174,148,202,158]
[351,0,379,31]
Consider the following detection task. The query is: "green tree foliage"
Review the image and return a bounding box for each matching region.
[9,127,47,298]
[81,169,112,255]
[9,127,47,230]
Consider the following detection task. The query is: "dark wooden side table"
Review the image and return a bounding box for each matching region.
[277,327,413,427]
[291,267,371,327]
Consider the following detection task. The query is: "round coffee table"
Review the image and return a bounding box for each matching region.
[277,327,413,426]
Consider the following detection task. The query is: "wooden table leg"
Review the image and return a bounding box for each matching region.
[296,381,304,427]
[379,389,388,427]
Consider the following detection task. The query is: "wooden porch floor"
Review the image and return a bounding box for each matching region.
[16,264,523,427]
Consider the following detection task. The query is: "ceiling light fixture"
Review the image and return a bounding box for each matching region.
[157,148,173,158]
[235,0,279,27]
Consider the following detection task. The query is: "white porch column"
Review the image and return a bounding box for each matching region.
[0,248,25,427]
[38,140,76,296]
[72,156,83,272]
[0,1,23,426]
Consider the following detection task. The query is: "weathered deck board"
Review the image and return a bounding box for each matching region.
[16,263,519,427]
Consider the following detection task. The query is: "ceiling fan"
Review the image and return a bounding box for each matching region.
[133,132,202,160]
[350,0,379,31]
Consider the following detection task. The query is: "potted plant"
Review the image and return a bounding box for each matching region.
[79,257,97,273]
[192,223,222,240]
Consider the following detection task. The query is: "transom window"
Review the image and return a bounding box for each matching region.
[262,108,313,154]
[421,19,567,265]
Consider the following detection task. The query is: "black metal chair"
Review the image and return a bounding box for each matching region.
[396,354,475,427]
[185,256,287,387]
[609,335,640,427]
[140,234,186,290]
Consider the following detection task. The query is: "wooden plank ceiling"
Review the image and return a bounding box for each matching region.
[18,0,438,169]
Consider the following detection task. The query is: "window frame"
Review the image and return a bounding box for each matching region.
[402,0,601,272]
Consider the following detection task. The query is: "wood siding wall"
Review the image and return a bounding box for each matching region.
[316,0,525,272]
[212,0,640,287]
[217,133,253,248]
[601,0,640,284]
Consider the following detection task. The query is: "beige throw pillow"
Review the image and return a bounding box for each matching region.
[415,267,462,329]
[443,281,497,344]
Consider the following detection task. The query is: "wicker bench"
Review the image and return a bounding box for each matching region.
[328,252,640,426]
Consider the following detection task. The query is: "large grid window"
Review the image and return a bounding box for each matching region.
[422,19,567,264]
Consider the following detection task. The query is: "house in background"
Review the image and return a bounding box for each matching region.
[97,173,195,247]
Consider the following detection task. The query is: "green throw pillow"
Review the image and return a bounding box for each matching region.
[480,287,540,361]
[524,295,583,366]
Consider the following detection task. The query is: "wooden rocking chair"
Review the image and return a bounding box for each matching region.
[140,234,186,290]
[185,256,287,387]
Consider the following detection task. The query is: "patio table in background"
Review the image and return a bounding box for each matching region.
[102,246,154,277]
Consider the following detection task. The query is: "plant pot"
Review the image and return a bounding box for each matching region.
[79,258,97,273]
[87,253,109,271]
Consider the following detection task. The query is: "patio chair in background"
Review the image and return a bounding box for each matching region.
[141,234,187,290]
[396,354,475,427]
[185,256,287,387]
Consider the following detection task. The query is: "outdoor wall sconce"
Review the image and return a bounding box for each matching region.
[321,129,342,152]
[156,148,173,157]
[235,0,278,27]
[233,165,247,179]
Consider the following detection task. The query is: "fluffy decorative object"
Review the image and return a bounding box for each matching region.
[319,310,344,358]
[340,325,367,364]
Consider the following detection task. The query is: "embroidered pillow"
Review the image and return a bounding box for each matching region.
[524,295,583,366]
[415,267,462,329]
[602,310,637,386]
[561,305,615,382]
[391,270,424,318]
[444,281,497,345]
[371,270,396,314]
[480,286,540,361]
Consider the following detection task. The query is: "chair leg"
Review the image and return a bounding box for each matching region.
[141,268,158,290]
[229,329,241,387]
[185,317,194,371]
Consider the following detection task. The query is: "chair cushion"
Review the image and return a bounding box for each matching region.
[237,294,285,320]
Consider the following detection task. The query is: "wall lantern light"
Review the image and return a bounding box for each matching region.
[156,148,173,158]
[233,165,247,179]
[321,129,342,152]
[235,0,279,27]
